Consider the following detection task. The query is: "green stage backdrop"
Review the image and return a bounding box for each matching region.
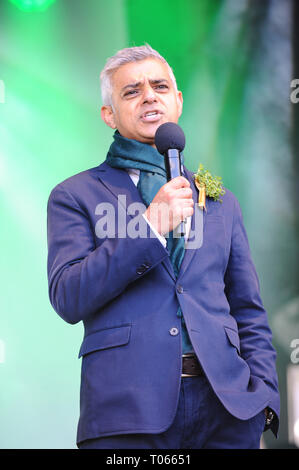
[0,0,298,449]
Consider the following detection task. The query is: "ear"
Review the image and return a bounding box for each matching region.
[101,105,117,129]
[177,90,183,118]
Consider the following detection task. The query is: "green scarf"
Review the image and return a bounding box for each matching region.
[106,131,185,276]
[106,131,193,353]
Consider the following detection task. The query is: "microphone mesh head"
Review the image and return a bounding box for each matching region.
[155,122,185,154]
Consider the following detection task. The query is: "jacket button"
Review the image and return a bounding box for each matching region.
[136,263,151,275]
[177,285,184,294]
[169,327,179,336]
[142,262,151,269]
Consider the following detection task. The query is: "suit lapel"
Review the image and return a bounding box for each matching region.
[97,161,143,209]
[178,167,207,280]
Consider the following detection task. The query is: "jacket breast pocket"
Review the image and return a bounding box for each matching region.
[78,324,131,358]
[205,215,223,223]
[224,326,241,356]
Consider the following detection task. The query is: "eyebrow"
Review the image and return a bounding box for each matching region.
[121,78,169,93]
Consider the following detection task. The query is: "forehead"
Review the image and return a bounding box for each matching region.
[111,58,172,90]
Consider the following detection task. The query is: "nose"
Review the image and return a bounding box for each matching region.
[142,84,157,104]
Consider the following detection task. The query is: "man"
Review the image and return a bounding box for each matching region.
[47,45,280,449]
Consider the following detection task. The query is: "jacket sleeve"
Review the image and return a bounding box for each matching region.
[224,196,280,433]
[47,185,168,325]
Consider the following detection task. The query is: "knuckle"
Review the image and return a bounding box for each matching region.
[176,176,189,186]
[186,188,193,196]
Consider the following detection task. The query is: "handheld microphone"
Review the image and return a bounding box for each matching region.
[155,122,186,237]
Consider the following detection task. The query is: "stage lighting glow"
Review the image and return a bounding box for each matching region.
[0,340,5,364]
[0,80,4,104]
[9,0,56,12]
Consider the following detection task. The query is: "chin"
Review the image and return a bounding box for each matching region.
[141,122,163,139]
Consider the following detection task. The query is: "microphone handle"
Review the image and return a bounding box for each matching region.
[164,149,186,237]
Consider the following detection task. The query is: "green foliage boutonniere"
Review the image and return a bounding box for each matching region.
[194,164,225,210]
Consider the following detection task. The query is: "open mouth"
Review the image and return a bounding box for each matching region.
[140,110,162,122]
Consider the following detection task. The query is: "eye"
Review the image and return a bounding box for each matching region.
[155,84,169,91]
[124,89,138,97]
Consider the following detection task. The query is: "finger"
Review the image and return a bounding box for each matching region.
[187,206,194,216]
[175,187,193,198]
[179,199,194,208]
[168,176,190,189]
[182,206,194,218]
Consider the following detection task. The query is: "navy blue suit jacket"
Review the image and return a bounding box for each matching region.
[47,161,280,444]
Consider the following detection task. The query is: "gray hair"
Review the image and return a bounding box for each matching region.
[100,44,178,107]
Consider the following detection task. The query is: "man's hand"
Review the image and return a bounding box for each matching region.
[144,176,194,236]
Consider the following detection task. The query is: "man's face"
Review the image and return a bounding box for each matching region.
[101,58,183,146]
